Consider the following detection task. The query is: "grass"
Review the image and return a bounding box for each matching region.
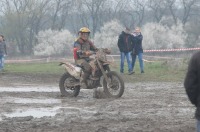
[2,61,187,82]
[111,61,187,82]
[4,62,64,74]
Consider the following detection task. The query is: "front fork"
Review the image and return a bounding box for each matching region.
[97,60,112,86]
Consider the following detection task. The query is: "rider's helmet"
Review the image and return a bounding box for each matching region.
[79,27,90,41]
[79,27,90,34]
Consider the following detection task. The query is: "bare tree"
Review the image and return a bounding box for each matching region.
[50,0,63,30]
[165,0,178,25]
[180,0,198,25]
[147,0,168,22]
[27,0,51,51]
[58,1,73,30]
[129,0,146,27]
[77,0,108,36]
[48,0,73,30]
[1,0,200,56]
[110,0,129,20]
[0,0,51,54]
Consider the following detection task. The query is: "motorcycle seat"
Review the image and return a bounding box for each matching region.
[70,62,81,68]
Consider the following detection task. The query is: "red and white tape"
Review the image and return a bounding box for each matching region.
[5,47,200,63]
[144,47,200,52]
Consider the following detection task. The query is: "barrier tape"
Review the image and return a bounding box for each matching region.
[5,58,73,63]
[143,59,160,62]
[5,47,199,63]
[5,58,46,63]
[144,47,200,52]
[143,55,183,59]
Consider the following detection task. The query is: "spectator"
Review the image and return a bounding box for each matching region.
[131,27,144,73]
[184,51,200,132]
[117,27,134,75]
[0,34,7,71]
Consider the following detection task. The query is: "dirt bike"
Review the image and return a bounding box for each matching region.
[59,48,124,98]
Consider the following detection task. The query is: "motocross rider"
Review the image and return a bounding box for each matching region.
[73,27,98,88]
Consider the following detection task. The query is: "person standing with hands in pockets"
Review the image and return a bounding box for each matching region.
[117,27,134,75]
[0,34,7,71]
[131,27,144,73]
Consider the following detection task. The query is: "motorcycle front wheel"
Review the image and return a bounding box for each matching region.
[103,71,124,98]
[59,72,80,97]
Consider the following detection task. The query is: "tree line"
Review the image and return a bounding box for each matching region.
[0,0,199,56]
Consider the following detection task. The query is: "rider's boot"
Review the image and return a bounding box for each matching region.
[96,79,102,87]
[80,72,89,89]
[93,88,98,98]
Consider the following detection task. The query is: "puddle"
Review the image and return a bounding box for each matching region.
[2,105,99,119]
[1,97,61,104]
[14,98,61,104]
[0,87,59,92]
[4,107,60,118]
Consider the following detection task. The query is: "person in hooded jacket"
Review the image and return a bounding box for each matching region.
[184,51,200,132]
[117,27,134,75]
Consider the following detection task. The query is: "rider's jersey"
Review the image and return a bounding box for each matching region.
[73,38,97,61]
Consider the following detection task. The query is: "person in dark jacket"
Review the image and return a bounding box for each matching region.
[131,27,144,73]
[184,51,200,132]
[0,34,7,71]
[117,27,134,75]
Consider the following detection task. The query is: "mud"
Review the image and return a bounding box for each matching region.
[0,73,196,132]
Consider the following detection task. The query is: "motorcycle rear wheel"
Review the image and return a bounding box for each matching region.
[103,71,124,98]
[59,72,80,97]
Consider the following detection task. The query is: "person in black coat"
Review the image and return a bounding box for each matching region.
[184,51,200,131]
[131,27,144,73]
[117,27,134,75]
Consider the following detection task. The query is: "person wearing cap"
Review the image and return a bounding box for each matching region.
[117,27,134,75]
[73,27,98,88]
[0,35,7,71]
[131,27,144,73]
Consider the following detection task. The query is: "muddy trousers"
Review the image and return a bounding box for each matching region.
[77,59,101,87]
[80,61,92,86]
[81,72,90,83]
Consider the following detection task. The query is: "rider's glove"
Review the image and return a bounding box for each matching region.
[77,50,83,57]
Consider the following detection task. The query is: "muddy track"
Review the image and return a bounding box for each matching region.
[0,73,196,132]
